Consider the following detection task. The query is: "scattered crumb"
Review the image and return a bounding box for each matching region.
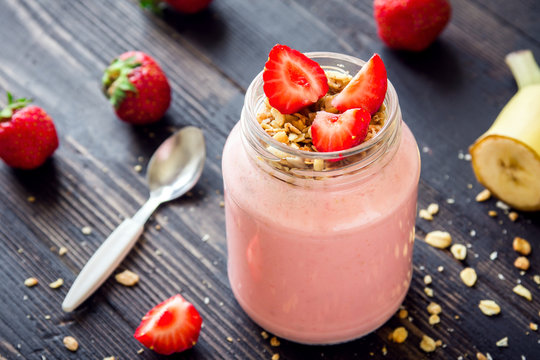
[104,357,116,360]
[477,352,488,360]
[261,331,269,339]
[460,268,477,287]
[58,246,68,256]
[450,244,467,260]
[419,209,433,221]
[24,277,38,287]
[204,297,210,304]
[427,203,439,215]
[495,336,508,347]
[155,224,161,230]
[424,275,432,285]
[534,275,540,285]
[133,164,143,172]
[429,314,440,325]
[219,201,225,207]
[475,189,491,202]
[425,231,452,249]
[530,323,538,331]
[398,309,408,319]
[382,345,388,355]
[389,327,408,343]
[272,354,280,360]
[137,348,144,354]
[226,336,233,343]
[446,198,455,204]
[513,237,532,255]
[488,210,497,217]
[63,336,79,352]
[496,201,510,211]
[489,251,498,260]
[513,284,532,301]
[270,337,280,347]
[498,273,505,280]
[427,302,442,315]
[201,234,210,242]
[44,315,51,320]
[514,256,530,271]
[27,196,36,203]
[478,300,501,316]
[508,212,519,221]
[81,226,92,235]
[419,335,438,352]
[49,278,64,289]
[437,266,444,273]
[115,270,139,287]
[424,287,434,297]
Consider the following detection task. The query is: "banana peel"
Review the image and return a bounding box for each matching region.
[469,50,540,211]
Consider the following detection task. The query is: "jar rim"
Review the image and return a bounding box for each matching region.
[243,51,400,162]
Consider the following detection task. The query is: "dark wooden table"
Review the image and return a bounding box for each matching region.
[1,0,539,359]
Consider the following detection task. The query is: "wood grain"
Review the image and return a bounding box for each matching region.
[0,0,539,359]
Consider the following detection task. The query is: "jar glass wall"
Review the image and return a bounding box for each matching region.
[222,52,421,344]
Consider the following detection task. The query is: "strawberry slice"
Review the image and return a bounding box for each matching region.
[331,53,387,114]
[263,44,329,114]
[311,108,371,152]
[134,294,203,355]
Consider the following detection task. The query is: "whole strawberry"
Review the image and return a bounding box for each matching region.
[102,51,171,124]
[140,0,212,14]
[374,0,451,51]
[0,93,59,169]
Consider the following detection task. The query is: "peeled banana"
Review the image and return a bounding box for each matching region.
[469,50,540,211]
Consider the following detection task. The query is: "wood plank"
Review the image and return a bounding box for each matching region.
[0,0,539,359]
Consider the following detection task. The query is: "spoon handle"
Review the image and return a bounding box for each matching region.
[62,218,144,312]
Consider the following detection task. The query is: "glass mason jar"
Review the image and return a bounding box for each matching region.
[222,52,421,344]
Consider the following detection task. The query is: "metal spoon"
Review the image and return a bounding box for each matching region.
[62,126,205,312]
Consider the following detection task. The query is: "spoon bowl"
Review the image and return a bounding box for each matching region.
[63,126,206,312]
[148,127,205,199]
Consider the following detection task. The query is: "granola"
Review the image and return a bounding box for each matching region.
[257,70,386,172]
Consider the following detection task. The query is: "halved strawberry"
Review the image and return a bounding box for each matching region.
[134,294,203,355]
[263,44,329,114]
[311,108,371,152]
[331,53,387,115]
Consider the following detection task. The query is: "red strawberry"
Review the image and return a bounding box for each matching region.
[311,108,371,152]
[263,44,329,114]
[0,93,59,169]
[331,53,387,115]
[374,0,451,51]
[134,294,203,355]
[102,51,171,124]
[140,0,212,14]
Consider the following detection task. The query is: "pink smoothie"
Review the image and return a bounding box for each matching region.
[222,119,420,344]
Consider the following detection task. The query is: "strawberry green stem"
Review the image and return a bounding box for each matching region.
[102,56,141,109]
[139,0,163,14]
[0,92,32,120]
[505,50,540,90]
